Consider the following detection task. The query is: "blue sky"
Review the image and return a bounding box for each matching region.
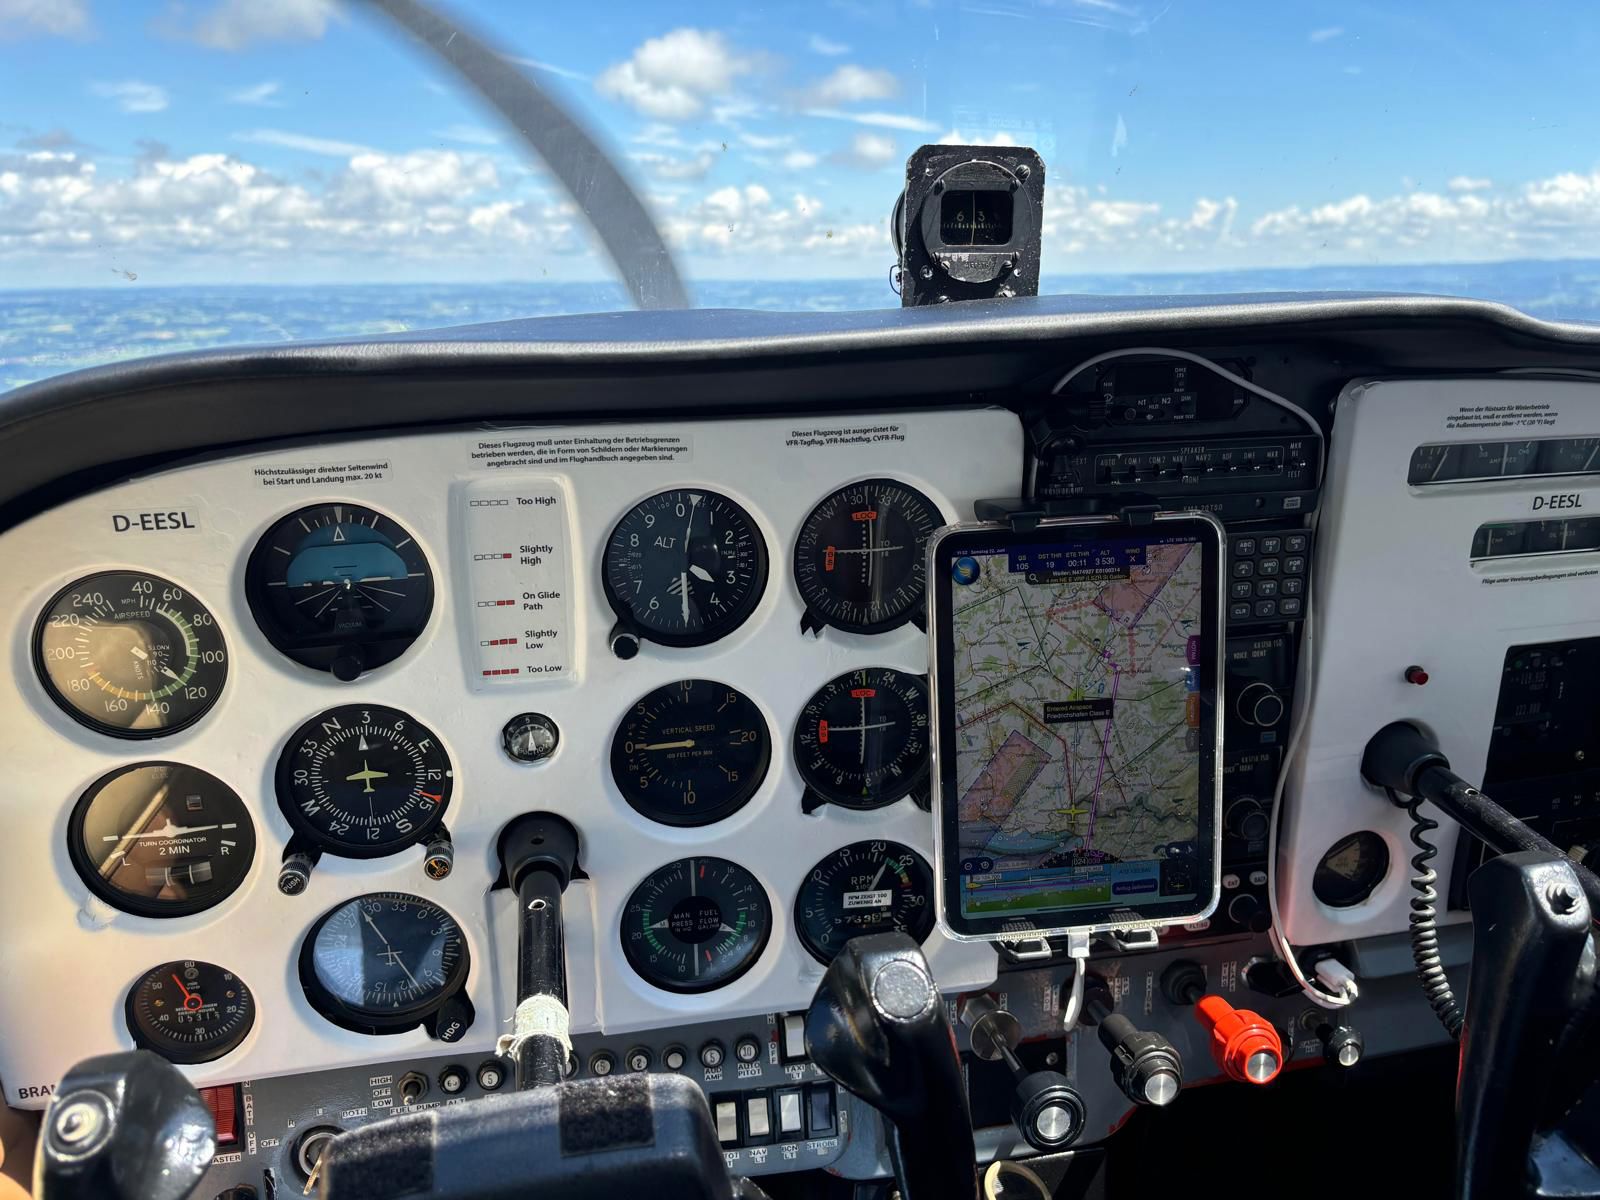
[2,0,1599,287]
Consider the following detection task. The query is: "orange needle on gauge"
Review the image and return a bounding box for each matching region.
[172,973,203,1011]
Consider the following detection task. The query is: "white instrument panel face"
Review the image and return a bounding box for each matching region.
[0,408,1017,1107]
[1282,378,1600,945]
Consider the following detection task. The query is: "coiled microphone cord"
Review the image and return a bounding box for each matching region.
[1390,787,1463,1040]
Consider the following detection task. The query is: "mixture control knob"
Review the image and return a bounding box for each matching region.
[1317,1023,1364,1069]
[1225,798,1270,842]
[1236,681,1285,728]
[1194,995,1282,1085]
[1083,982,1183,1108]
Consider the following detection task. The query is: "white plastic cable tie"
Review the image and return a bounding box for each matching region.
[494,993,573,1061]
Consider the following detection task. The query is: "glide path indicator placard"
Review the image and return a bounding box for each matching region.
[459,480,575,685]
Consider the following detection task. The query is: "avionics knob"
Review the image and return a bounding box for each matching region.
[1225,798,1270,842]
[1194,995,1282,1085]
[1235,682,1285,728]
[1317,1023,1364,1069]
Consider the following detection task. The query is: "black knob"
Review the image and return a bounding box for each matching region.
[422,833,455,880]
[1095,1013,1183,1108]
[1012,1071,1086,1151]
[1225,798,1270,842]
[1161,960,1207,1006]
[1227,892,1265,930]
[330,650,365,682]
[609,624,640,660]
[1318,1023,1364,1069]
[276,852,314,896]
[1236,682,1284,727]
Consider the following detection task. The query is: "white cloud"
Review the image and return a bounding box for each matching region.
[804,108,939,133]
[658,183,883,259]
[189,0,341,49]
[91,81,170,114]
[783,149,820,170]
[435,124,501,147]
[836,132,897,169]
[808,34,850,56]
[596,29,751,121]
[1448,175,1492,193]
[937,129,1020,147]
[800,64,898,106]
[225,80,283,107]
[0,146,556,278]
[234,129,374,158]
[740,132,793,150]
[0,0,88,37]
[1309,26,1343,43]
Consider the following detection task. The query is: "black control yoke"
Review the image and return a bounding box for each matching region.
[804,932,977,1200]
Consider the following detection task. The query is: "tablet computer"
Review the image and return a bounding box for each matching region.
[927,513,1225,941]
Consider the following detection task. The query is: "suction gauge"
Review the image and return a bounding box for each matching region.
[126,960,255,1064]
[794,479,944,635]
[246,502,433,680]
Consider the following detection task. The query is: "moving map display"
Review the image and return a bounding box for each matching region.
[934,523,1220,935]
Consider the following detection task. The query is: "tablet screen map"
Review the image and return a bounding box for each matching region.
[948,534,1204,920]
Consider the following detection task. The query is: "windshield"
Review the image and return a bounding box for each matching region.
[4,0,1599,390]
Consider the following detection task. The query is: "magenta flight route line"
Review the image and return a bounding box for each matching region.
[1088,652,1122,840]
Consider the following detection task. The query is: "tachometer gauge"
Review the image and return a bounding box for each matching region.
[126,960,255,1064]
[794,668,931,811]
[794,841,936,965]
[601,489,767,650]
[621,858,771,993]
[34,571,227,738]
[69,762,255,917]
[611,680,771,826]
[794,479,944,635]
[246,502,433,681]
[299,893,472,1039]
[275,705,452,859]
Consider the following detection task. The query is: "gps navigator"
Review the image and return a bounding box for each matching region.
[927,513,1225,941]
